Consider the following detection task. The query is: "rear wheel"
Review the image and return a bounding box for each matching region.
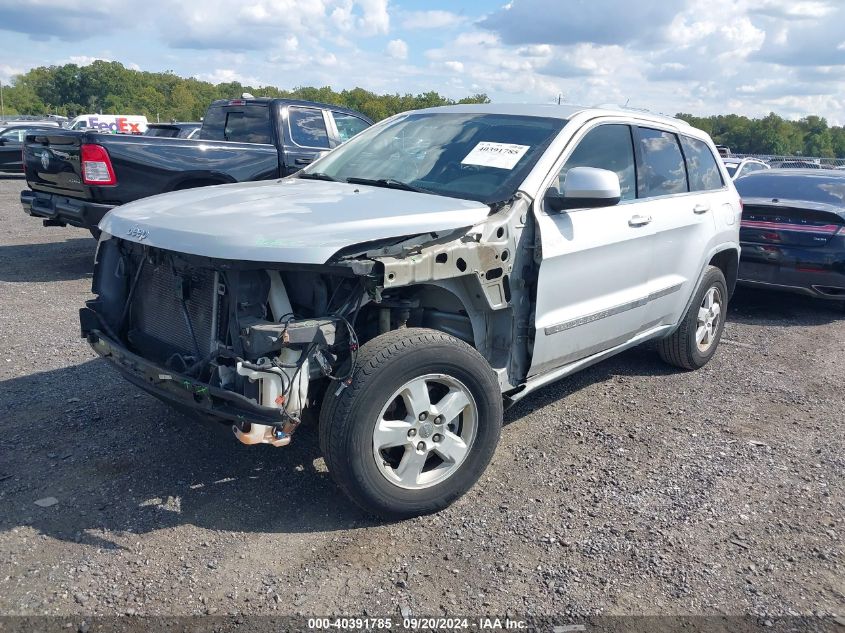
[658,266,727,370]
[319,328,503,519]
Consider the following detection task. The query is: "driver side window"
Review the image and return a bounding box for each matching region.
[557,124,636,201]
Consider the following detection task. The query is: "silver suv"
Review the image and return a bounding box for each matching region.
[82,104,741,518]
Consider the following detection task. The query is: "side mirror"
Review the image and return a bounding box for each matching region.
[545,166,622,212]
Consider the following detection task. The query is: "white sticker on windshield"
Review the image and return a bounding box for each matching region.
[461,142,530,170]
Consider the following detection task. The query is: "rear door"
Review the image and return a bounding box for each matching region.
[635,128,728,328]
[283,105,333,174]
[530,122,654,376]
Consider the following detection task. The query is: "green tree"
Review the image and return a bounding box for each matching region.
[749,113,793,155]
[676,111,845,158]
[168,84,198,120]
[800,115,834,157]
[831,127,845,158]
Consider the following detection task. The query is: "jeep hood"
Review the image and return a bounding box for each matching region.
[99,178,491,264]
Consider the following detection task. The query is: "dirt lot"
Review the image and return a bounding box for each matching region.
[0,175,843,620]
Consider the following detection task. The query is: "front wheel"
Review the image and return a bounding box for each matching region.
[319,328,503,519]
[658,265,728,370]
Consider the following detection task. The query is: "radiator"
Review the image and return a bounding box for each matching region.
[129,262,222,362]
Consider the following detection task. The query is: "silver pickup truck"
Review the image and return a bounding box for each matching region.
[81,103,741,518]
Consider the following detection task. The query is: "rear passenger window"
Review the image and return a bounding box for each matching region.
[636,128,688,197]
[223,108,273,144]
[289,107,330,148]
[558,124,636,201]
[332,112,369,142]
[680,135,723,191]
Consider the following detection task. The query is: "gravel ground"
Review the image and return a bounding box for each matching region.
[0,176,843,620]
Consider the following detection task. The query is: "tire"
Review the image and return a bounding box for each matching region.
[658,266,728,370]
[319,328,503,519]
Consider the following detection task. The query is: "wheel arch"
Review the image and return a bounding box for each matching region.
[708,247,739,298]
[374,281,482,349]
[356,277,516,387]
[165,170,236,192]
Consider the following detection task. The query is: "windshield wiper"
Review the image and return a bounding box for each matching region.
[345,177,432,194]
[298,172,339,182]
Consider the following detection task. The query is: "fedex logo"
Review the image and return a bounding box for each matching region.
[85,117,142,134]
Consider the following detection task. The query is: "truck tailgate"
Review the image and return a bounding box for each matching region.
[24,131,91,199]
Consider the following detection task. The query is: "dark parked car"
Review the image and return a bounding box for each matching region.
[0,118,62,133]
[144,122,201,139]
[20,98,372,235]
[0,124,62,172]
[770,160,821,169]
[735,169,845,308]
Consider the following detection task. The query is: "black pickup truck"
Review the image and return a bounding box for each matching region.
[20,98,372,235]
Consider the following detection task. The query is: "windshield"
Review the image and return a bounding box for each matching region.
[303,112,566,204]
[735,172,845,205]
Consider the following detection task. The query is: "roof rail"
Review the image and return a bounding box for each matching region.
[592,103,690,125]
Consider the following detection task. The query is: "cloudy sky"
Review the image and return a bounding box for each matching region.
[1,0,844,123]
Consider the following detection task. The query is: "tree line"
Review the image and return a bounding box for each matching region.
[2,60,843,157]
[1,60,489,125]
[676,112,845,158]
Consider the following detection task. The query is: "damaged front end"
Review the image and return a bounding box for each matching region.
[81,237,369,446]
[82,192,536,447]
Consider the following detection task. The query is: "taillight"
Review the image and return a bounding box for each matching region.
[81,144,116,185]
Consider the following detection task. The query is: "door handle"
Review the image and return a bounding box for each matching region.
[693,203,710,214]
[294,157,314,165]
[628,215,652,227]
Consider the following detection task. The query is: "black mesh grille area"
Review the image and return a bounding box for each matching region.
[129,263,219,362]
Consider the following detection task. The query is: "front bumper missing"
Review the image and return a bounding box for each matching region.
[83,318,288,428]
